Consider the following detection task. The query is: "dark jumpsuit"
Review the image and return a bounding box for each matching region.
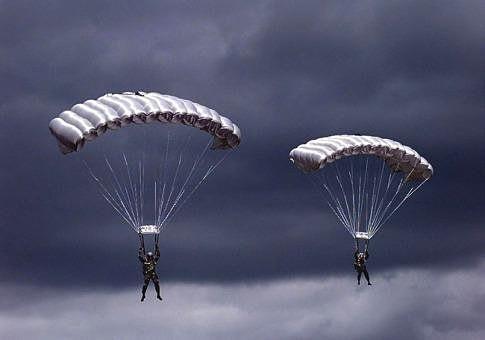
[354,250,371,285]
[139,245,162,300]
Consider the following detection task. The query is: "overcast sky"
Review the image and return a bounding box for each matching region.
[0,1,484,339]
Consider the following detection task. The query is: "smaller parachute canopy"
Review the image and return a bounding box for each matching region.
[289,135,433,181]
[49,91,241,154]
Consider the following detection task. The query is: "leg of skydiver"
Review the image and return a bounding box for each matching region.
[153,275,162,301]
[363,268,371,285]
[141,277,150,301]
[357,270,362,285]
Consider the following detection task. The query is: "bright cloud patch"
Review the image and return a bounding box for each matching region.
[1,263,484,340]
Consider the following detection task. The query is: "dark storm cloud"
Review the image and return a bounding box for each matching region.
[1,1,484,339]
[0,0,484,292]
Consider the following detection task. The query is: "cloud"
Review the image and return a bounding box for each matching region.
[1,263,484,340]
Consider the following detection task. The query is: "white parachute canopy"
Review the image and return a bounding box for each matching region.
[49,91,241,153]
[49,91,241,233]
[290,135,433,240]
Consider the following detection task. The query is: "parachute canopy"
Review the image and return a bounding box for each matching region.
[290,135,433,240]
[49,91,241,154]
[290,135,433,181]
[49,91,241,234]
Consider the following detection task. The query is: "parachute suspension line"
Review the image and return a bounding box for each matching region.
[375,178,428,234]
[151,131,230,230]
[310,173,352,234]
[348,160,357,235]
[366,161,386,236]
[104,157,139,229]
[354,156,373,236]
[357,160,364,233]
[368,168,396,237]
[153,133,164,227]
[84,161,128,225]
[370,167,423,236]
[133,157,142,227]
[368,170,407,236]
[120,153,139,228]
[159,137,212,228]
[155,132,170,227]
[334,162,354,235]
[83,160,138,231]
[366,164,378,237]
[314,172,347,230]
[324,171,354,234]
[353,159,362,235]
[367,158,386,236]
[314,176,340,229]
[360,157,370,234]
[310,155,428,241]
[158,134,189,226]
[319,165,353,234]
[366,173,388,236]
[139,149,145,226]
[83,129,234,233]
[162,148,232,227]
[156,131,175,226]
[154,179,157,226]
[140,129,147,227]
[123,153,141,228]
[159,137,197,227]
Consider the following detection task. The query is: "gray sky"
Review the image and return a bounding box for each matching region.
[0,0,484,339]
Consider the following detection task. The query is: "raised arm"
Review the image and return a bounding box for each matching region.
[138,247,146,262]
[365,250,369,260]
[138,234,146,262]
[154,242,161,261]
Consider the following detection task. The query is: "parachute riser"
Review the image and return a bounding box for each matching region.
[139,225,160,250]
[354,234,370,252]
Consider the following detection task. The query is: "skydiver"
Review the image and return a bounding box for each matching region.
[139,234,162,302]
[353,243,371,285]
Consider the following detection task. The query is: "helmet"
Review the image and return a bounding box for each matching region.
[146,251,153,257]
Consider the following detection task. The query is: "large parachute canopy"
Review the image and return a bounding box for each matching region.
[49,91,241,234]
[49,91,241,153]
[290,135,433,241]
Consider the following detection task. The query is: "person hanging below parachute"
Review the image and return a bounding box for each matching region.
[353,240,371,285]
[49,91,241,299]
[138,229,162,301]
[289,135,433,285]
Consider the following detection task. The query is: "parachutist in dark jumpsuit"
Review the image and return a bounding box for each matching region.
[139,242,162,301]
[354,249,371,285]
